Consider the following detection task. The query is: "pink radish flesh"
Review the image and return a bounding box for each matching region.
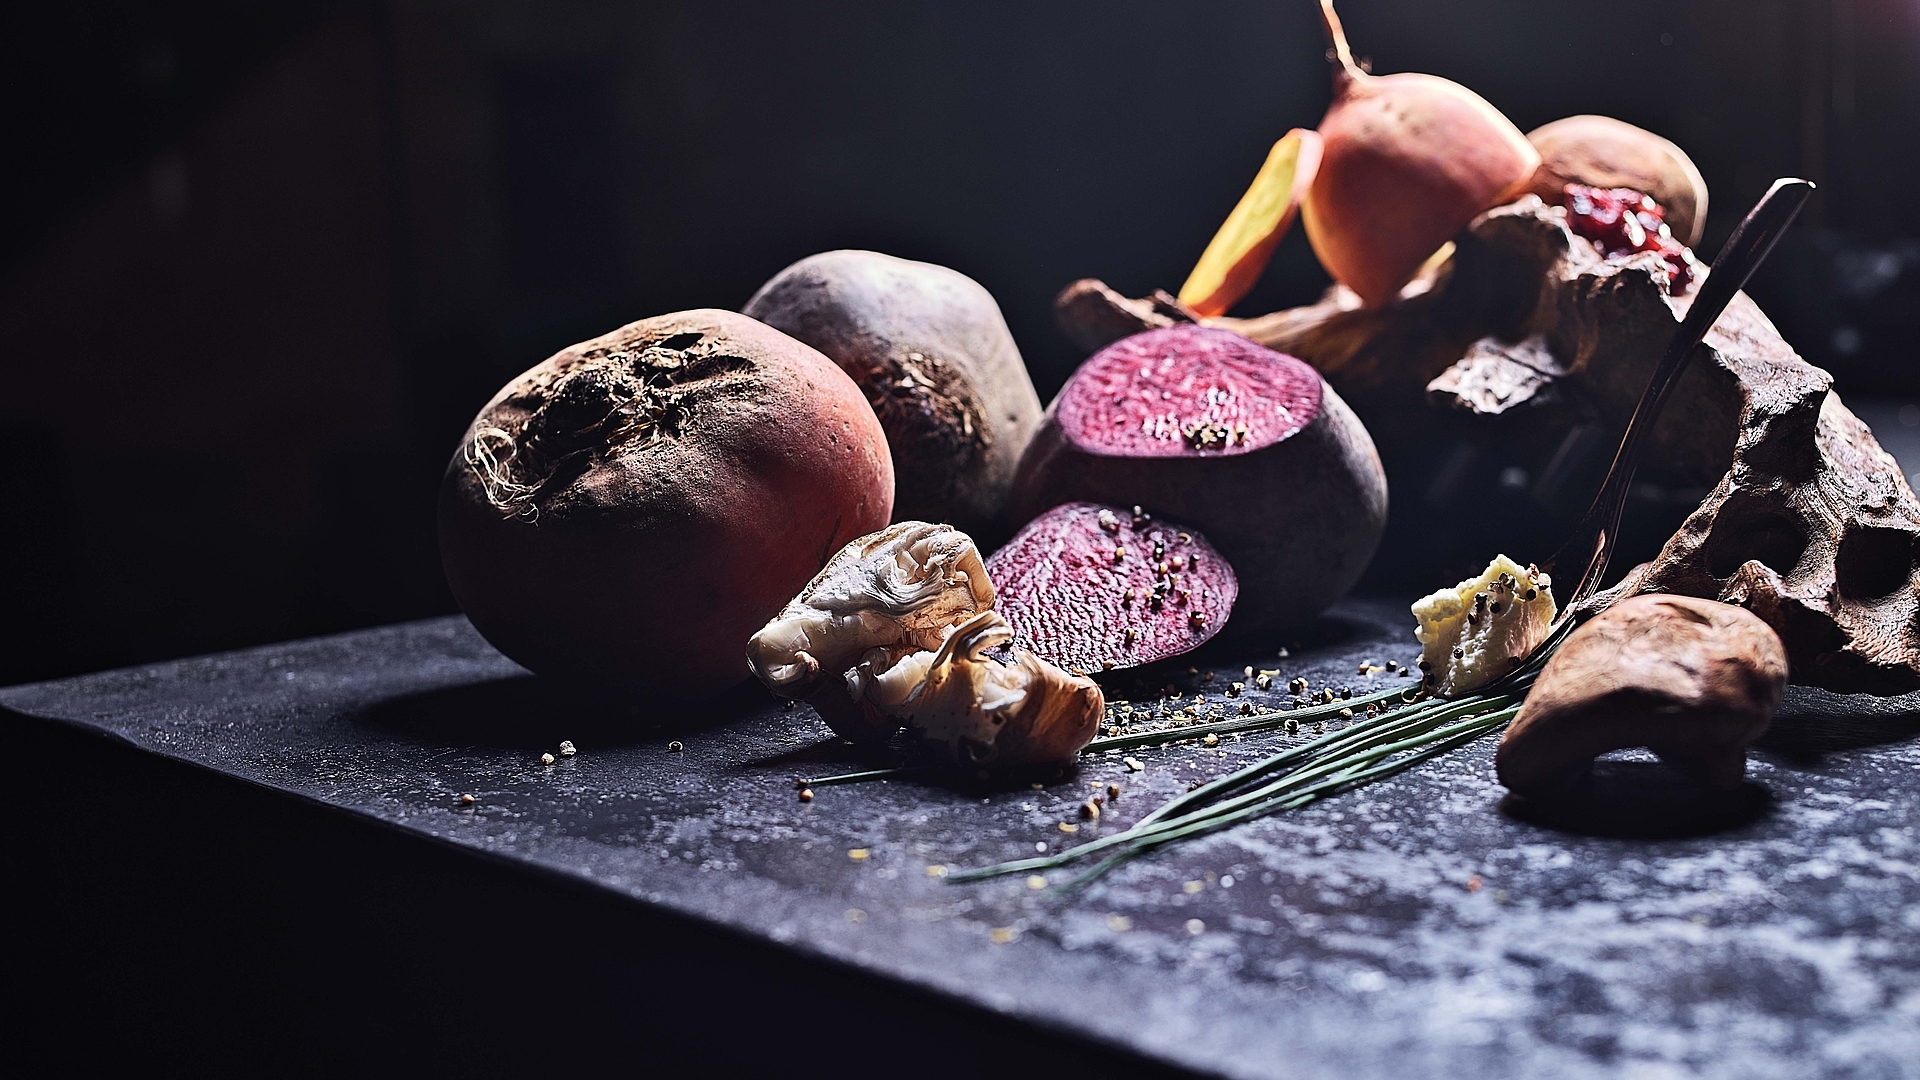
[986,502,1237,673]
[1055,325,1322,458]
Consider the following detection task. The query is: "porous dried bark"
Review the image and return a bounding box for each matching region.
[1497,594,1787,794]
[1583,391,1920,694]
[1056,197,1920,694]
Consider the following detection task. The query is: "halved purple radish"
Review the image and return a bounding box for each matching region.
[1008,324,1386,635]
[986,502,1237,674]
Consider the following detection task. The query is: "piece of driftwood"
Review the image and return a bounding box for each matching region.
[1056,198,1920,694]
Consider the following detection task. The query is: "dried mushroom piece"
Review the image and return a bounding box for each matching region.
[745,522,993,702]
[1496,594,1787,795]
[854,611,1104,768]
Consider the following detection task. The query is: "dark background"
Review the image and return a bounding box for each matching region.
[4,0,1919,687]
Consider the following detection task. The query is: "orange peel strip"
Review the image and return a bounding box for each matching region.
[1178,128,1323,319]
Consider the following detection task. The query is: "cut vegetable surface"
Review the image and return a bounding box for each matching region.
[986,502,1237,674]
[1010,324,1386,634]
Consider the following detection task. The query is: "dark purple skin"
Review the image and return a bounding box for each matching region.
[1008,325,1387,635]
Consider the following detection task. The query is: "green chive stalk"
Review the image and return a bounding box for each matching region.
[948,618,1573,886]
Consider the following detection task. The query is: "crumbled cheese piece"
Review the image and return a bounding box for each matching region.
[1411,555,1555,697]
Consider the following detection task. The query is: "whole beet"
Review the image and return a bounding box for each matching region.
[438,309,893,699]
[1009,325,1386,635]
[743,250,1042,538]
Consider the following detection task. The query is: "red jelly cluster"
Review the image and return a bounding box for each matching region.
[1563,183,1694,294]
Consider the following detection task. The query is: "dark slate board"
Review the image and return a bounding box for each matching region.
[5,600,1919,1078]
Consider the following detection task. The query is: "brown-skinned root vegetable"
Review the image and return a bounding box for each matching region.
[1008,324,1386,635]
[848,611,1103,768]
[1177,129,1323,318]
[1303,0,1539,307]
[1523,115,1709,247]
[743,250,1044,538]
[1497,595,1788,795]
[745,521,993,740]
[984,502,1237,674]
[438,309,892,700]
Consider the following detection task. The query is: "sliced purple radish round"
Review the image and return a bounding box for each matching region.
[1009,324,1386,635]
[1054,325,1323,458]
[986,502,1237,674]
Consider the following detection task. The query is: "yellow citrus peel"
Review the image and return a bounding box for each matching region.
[1177,128,1323,318]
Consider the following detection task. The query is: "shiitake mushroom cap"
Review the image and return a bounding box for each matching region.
[1496,594,1788,795]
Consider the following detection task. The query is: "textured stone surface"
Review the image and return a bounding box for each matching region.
[5,604,1918,1078]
